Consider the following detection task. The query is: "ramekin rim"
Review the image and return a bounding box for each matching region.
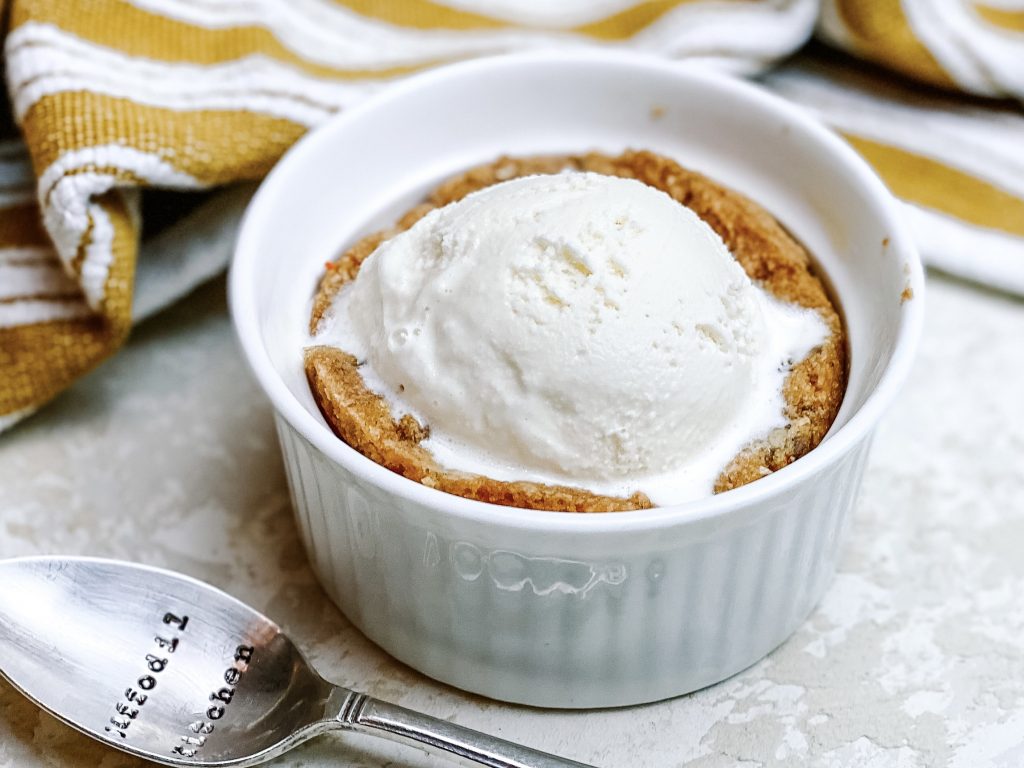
[229,49,925,535]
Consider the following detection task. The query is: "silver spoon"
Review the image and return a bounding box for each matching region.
[0,556,595,768]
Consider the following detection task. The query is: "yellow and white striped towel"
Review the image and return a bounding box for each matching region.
[818,0,1024,99]
[800,1,1024,290]
[766,54,1024,292]
[0,0,1022,429]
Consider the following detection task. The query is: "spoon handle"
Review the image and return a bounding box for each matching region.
[331,688,597,768]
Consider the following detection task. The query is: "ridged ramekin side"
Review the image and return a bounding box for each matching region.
[276,413,872,708]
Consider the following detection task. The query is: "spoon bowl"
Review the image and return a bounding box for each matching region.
[0,556,593,768]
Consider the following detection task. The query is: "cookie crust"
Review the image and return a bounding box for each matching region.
[305,150,846,512]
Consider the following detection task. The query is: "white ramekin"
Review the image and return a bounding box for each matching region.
[230,51,924,708]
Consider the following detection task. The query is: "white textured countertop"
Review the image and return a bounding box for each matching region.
[2,273,1022,768]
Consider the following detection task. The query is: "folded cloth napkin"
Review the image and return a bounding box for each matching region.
[0,0,1021,429]
[798,0,1024,291]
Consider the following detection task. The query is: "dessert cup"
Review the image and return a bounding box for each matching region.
[230,50,924,708]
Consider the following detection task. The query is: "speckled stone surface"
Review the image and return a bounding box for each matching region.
[1,274,1022,768]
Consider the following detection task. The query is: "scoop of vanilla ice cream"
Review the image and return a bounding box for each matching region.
[320,172,825,502]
